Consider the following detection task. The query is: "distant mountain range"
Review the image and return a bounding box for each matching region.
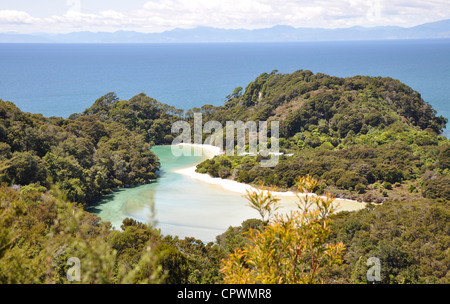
[1,19,450,43]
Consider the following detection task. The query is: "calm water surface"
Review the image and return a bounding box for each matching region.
[0,41,448,131]
[89,146,258,241]
[90,145,365,242]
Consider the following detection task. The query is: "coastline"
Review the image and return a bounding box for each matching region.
[173,143,367,212]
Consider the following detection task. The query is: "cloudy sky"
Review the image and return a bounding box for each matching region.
[0,0,449,33]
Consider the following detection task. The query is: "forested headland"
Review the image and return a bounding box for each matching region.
[196,70,449,203]
[0,70,448,284]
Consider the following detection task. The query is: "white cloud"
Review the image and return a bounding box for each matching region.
[1,0,449,33]
[136,0,331,29]
[0,10,38,24]
[47,9,130,27]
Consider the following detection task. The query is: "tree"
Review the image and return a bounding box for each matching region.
[0,185,166,284]
[4,151,47,185]
[244,183,280,223]
[221,176,345,283]
[226,87,243,102]
[82,92,119,118]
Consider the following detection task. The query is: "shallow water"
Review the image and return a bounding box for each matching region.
[90,145,366,242]
[90,145,258,242]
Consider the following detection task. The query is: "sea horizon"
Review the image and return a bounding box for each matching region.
[0,40,448,129]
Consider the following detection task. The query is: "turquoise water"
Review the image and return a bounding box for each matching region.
[89,145,258,242]
[90,145,365,242]
[0,41,448,136]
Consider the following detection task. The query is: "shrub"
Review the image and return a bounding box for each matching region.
[319,142,334,150]
[197,168,207,174]
[382,182,393,190]
[355,183,366,194]
[237,171,251,183]
[221,177,345,283]
[218,168,231,179]
[407,184,417,193]
[421,175,450,200]
[336,172,368,190]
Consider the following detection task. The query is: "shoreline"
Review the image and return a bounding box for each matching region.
[173,143,367,212]
[177,142,223,159]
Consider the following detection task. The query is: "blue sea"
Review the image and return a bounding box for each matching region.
[0,40,449,134]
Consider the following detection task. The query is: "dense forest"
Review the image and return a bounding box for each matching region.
[0,70,448,284]
[0,99,161,205]
[196,70,450,203]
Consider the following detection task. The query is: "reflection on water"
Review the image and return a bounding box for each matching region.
[91,145,366,242]
[91,145,257,242]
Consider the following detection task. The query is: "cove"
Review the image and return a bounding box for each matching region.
[90,145,366,242]
[90,145,258,242]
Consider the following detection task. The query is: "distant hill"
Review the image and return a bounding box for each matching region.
[1,19,450,43]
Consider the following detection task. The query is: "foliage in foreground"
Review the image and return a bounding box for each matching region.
[0,177,448,284]
[218,196,449,284]
[0,184,224,284]
[221,176,345,283]
[328,198,449,284]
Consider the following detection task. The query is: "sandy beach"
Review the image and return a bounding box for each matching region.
[173,143,367,212]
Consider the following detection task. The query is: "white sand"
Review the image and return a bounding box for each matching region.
[173,143,367,212]
[177,142,223,158]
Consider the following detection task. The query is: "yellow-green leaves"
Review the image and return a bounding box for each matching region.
[244,183,280,222]
[221,176,345,284]
[295,175,322,194]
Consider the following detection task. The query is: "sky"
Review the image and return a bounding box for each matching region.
[0,0,449,34]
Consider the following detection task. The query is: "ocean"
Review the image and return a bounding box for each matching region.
[0,40,449,135]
